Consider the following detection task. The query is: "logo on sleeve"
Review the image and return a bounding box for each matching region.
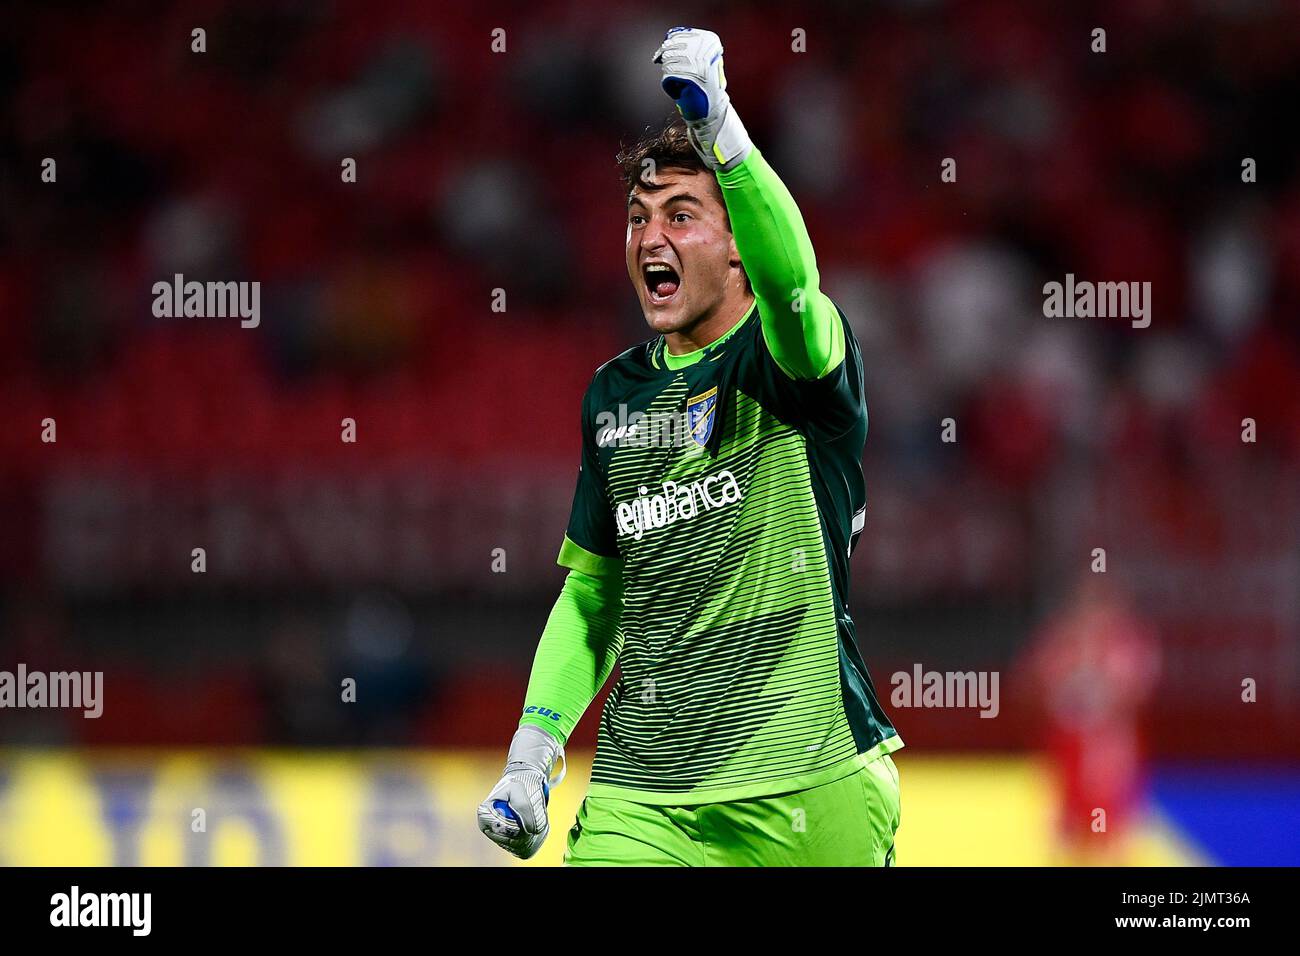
[523,705,562,721]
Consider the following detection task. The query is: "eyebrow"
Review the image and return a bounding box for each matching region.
[627,192,707,210]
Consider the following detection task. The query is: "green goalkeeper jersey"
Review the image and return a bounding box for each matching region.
[518,146,901,804]
[556,297,900,804]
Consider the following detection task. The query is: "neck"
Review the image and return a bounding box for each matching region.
[664,293,756,355]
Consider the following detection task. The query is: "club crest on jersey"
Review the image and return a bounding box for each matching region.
[686,386,718,447]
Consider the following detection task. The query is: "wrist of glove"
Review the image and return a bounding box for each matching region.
[654,26,753,172]
[476,725,566,860]
[685,102,752,174]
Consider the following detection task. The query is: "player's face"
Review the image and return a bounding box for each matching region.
[625,168,742,336]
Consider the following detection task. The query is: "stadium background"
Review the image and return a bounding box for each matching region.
[1,0,1298,866]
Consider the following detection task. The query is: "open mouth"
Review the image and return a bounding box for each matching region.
[643,262,681,305]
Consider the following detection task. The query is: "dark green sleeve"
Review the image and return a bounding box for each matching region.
[716,146,845,380]
[559,380,621,573]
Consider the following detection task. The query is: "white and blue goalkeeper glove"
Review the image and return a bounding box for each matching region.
[476,725,566,860]
[653,26,753,172]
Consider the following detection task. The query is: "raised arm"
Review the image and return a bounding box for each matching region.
[654,26,843,380]
[716,149,843,379]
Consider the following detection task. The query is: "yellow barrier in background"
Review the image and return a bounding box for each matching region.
[0,750,1202,866]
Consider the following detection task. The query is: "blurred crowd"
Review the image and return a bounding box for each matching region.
[1,1,1297,748]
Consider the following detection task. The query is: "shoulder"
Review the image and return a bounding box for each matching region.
[745,295,861,378]
[747,296,865,438]
[584,339,658,403]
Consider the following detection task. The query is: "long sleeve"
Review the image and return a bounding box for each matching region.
[716,146,844,380]
[517,567,624,746]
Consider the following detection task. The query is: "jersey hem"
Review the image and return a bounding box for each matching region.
[582,734,904,806]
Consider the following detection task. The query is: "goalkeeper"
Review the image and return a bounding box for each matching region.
[477,27,902,866]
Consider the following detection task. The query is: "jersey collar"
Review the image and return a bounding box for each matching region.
[650,300,758,371]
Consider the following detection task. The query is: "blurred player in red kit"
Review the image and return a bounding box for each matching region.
[1027,574,1162,864]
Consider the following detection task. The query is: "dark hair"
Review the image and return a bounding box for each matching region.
[617,116,751,294]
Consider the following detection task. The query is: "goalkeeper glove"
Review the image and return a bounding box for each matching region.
[476,724,566,860]
[653,26,753,172]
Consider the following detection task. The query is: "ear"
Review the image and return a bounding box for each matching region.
[728,234,742,270]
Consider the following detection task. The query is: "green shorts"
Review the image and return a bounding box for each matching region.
[564,753,901,867]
